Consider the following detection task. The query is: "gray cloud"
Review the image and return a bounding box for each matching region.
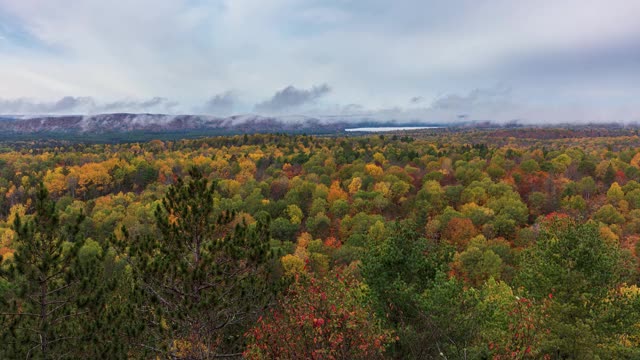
[409,96,424,104]
[431,85,513,111]
[0,96,95,114]
[50,96,95,112]
[254,84,331,113]
[338,84,640,125]
[0,96,180,115]
[199,91,236,115]
[100,97,178,113]
[341,103,365,114]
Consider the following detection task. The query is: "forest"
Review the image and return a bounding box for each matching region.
[1,128,640,359]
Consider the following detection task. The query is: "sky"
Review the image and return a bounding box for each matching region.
[0,0,639,124]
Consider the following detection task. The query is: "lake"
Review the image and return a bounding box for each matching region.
[344,126,440,132]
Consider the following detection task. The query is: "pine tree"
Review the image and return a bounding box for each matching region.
[0,184,103,359]
[120,168,274,359]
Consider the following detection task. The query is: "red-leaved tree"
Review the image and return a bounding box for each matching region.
[244,271,394,359]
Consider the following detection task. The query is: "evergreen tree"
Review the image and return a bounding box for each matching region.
[0,185,104,359]
[361,221,454,358]
[120,168,274,359]
[517,220,638,358]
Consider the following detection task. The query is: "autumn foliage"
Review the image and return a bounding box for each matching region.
[244,271,394,359]
[2,130,640,358]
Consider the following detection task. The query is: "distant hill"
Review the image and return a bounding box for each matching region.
[0,113,444,136]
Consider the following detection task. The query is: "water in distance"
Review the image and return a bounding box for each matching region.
[345,126,440,132]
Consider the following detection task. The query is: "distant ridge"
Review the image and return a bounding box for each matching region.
[0,113,444,134]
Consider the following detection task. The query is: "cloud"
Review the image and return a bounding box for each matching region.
[0,96,180,115]
[431,85,513,111]
[341,103,366,114]
[50,96,96,112]
[409,96,424,104]
[0,96,94,114]
[0,1,640,122]
[198,91,236,115]
[312,86,518,123]
[340,84,640,125]
[100,97,179,113]
[254,84,331,113]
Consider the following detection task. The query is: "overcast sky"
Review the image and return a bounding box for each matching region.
[0,0,639,123]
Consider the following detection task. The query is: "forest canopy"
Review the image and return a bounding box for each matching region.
[1,128,640,359]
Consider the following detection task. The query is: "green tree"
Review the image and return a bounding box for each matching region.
[487,193,529,226]
[0,185,106,359]
[306,212,331,239]
[561,195,587,216]
[270,217,299,241]
[607,182,625,205]
[517,221,635,358]
[329,199,349,218]
[593,204,625,225]
[528,191,548,217]
[285,204,304,225]
[577,176,597,199]
[120,169,274,358]
[455,236,503,286]
[625,189,640,209]
[520,159,540,173]
[419,273,482,359]
[361,222,453,357]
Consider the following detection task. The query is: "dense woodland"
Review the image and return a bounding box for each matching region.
[2,129,640,359]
